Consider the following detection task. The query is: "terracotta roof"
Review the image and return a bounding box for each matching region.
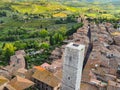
[8,76,34,90]
[108,80,120,87]
[0,69,11,79]
[17,68,27,74]
[51,59,62,68]
[53,69,62,81]
[90,79,107,87]
[14,68,28,78]
[90,79,101,84]
[4,84,16,90]
[81,82,98,90]
[40,63,50,68]
[34,66,46,71]
[0,76,9,86]
[25,69,35,80]
[51,48,62,56]
[117,79,120,83]
[32,66,61,87]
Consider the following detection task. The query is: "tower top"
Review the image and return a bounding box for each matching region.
[66,43,85,51]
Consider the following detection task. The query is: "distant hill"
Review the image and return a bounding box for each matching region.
[55,0,119,3]
[84,0,119,3]
[0,0,119,3]
[0,0,39,2]
[110,0,120,4]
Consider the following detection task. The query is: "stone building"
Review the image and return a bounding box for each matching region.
[6,54,26,75]
[61,43,85,90]
[32,66,61,90]
[15,50,26,56]
[8,76,34,90]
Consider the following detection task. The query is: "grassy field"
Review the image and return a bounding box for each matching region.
[0,1,119,40]
[0,1,120,42]
[11,2,66,14]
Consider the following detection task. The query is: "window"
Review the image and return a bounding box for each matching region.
[69,56,72,61]
[13,64,15,67]
[111,54,113,57]
[68,77,70,80]
[73,44,79,47]
[41,82,44,89]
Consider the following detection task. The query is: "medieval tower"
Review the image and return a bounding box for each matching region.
[61,43,85,90]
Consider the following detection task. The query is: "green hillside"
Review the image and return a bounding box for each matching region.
[0,0,120,67]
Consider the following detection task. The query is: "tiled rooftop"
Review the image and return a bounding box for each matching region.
[32,66,61,87]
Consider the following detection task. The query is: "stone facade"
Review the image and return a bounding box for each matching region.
[62,43,85,90]
[34,79,53,90]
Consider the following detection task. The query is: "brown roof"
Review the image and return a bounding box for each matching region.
[51,59,62,68]
[51,48,62,56]
[53,69,62,81]
[46,59,62,72]
[4,84,16,90]
[117,79,120,83]
[34,66,46,71]
[0,76,9,86]
[81,82,98,90]
[0,69,11,79]
[25,69,35,80]
[108,80,120,87]
[90,79,107,87]
[40,63,50,68]
[14,68,28,77]
[32,66,61,87]
[17,68,27,74]
[8,76,34,90]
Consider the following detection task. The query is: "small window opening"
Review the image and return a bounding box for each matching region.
[68,77,70,80]
[73,44,79,47]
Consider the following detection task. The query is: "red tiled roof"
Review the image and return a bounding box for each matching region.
[9,76,34,90]
[32,66,61,87]
[41,63,50,68]
[34,66,46,71]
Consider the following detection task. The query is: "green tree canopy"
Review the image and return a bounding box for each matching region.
[14,41,27,50]
[40,42,50,50]
[40,29,48,38]
[2,43,16,61]
[50,33,64,45]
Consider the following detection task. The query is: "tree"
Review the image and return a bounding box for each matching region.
[0,20,4,24]
[58,27,67,36]
[40,42,50,50]
[49,35,54,45]
[66,14,76,23]
[33,41,40,49]
[0,11,6,17]
[14,41,27,50]
[40,29,48,38]
[12,14,18,20]
[66,23,83,36]
[2,43,16,61]
[50,33,64,45]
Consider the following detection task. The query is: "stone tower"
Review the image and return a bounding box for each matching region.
[61,43,85,90]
